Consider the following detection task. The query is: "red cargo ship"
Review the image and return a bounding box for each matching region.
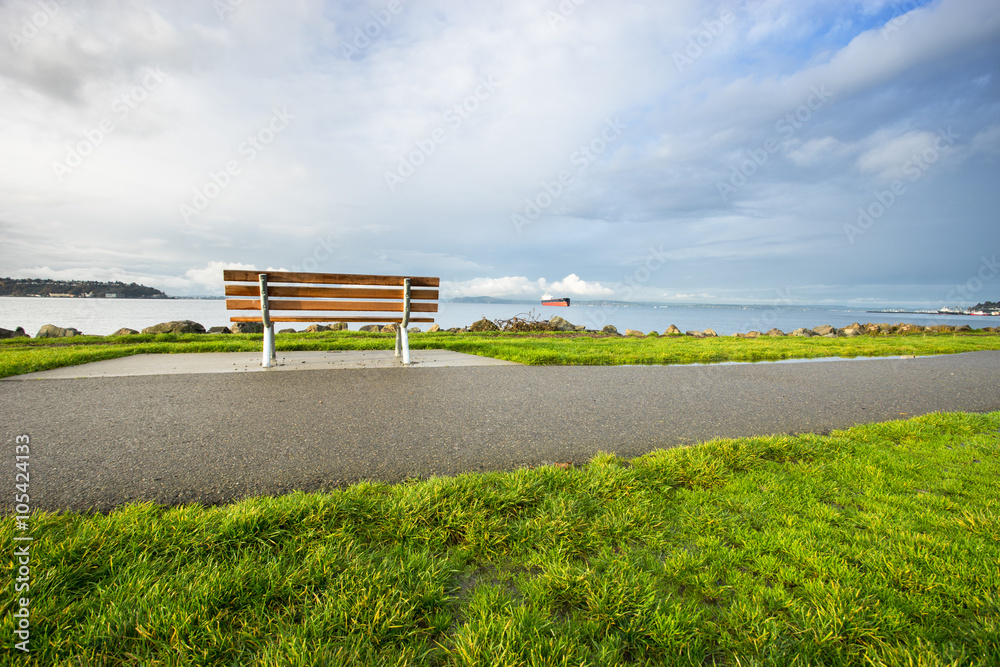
[541,292,570,307]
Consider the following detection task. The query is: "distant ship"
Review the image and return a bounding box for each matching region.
[541,292,570,307]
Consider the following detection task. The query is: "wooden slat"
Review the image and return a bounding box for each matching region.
[224,285,438,300]
[226,299,438,313]
[230,316,435,323]
[223,269,439,287]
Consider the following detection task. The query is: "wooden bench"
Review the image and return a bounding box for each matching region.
[223,270,439,367]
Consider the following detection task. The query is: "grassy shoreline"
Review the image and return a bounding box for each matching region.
[2,329,1000,378]
[3,411,998,665]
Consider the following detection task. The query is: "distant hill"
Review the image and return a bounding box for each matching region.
[0,278,168,298]
[447,296,536,304]
[447,296,673,307]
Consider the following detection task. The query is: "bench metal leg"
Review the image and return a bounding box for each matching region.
[400,277,411,365]
[394,326,402,357]
[259,273,277,368]
[263,323,275,368]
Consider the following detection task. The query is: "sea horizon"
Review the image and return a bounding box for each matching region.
[2,296,996,338]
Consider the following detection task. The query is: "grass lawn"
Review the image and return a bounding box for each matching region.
[2,328,1000,378]
[3,412,998,665]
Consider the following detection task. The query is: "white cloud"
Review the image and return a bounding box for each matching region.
[441,276,542,298]
[1,0,998,305]
[787,136,848,166]
[970,124,1000,157]
[548,273,614,296]
[442,274,613,298]
[182,261,261,294]
[855,130,951,180]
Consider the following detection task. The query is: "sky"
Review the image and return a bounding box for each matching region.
[1,0,998,308]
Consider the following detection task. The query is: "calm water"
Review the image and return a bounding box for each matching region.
[1,296,995,337]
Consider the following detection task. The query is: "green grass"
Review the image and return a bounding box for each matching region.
[2,329,999,377]
[3,412,999,665]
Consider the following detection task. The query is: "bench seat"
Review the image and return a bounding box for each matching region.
[223,269,439,366]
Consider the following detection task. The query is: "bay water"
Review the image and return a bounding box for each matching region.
[1,296,995,337]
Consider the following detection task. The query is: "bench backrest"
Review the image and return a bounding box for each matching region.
[223,270,439,325]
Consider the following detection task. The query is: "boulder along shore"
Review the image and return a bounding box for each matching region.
[1,317,996,340]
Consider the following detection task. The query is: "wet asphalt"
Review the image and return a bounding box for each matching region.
[3,350,999,513]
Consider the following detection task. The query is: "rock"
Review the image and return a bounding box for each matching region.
[231,322,264,334]
[142,320,206,335]
[0,327,29,339]
[427,324,440,333]
[330,322,349,331]
[469,318,499,332]
[36,324,82,338]
[447,327,466,333]
[111,328,140,336]
[625,329,644,337]
[841,327,861,337]
[737,331,761,338]
[380,324,398,333]
[765,328,785,337]
[470,318,500,332]
[898,323,925,333]
[601,325,619,335]
[277,328,296,334]
[685,330,706,338]
[664,324,682,335]
[407,326,421,333]
[954,324,972,332]
[702,328,718,337]
[647,331,660,337]
[358,324,382,332]
[304,324,331,332]
[789,327,816,337]
[812,325,836,336]
[207,326,232,334]
[548,316,580,332]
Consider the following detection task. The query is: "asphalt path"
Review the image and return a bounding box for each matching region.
[4,350,999,513]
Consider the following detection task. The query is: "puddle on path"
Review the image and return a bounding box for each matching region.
[692,354,941,366]
[630,354,939,368]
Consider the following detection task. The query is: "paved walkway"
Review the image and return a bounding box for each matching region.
[3,350,998,512]
[5,349,518,380]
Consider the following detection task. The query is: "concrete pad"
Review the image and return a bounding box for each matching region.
[4,349,519,380]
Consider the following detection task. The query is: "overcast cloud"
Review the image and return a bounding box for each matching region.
[1,0,998,307]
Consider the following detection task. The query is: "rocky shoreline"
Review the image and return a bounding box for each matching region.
[1,316,996,340]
